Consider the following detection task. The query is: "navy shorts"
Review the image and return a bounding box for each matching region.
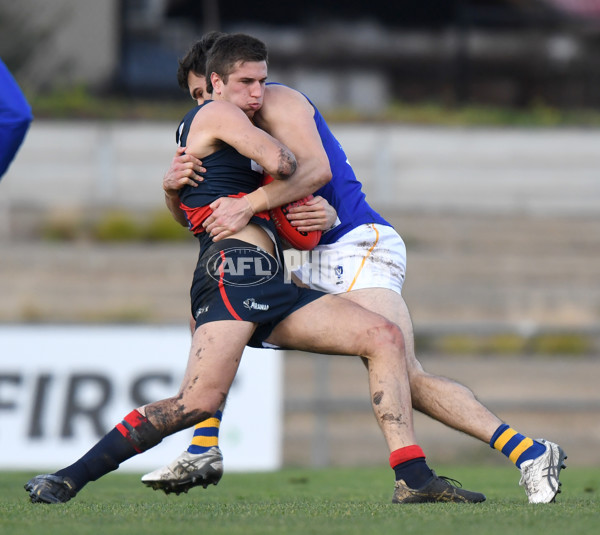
[190,238,324,347]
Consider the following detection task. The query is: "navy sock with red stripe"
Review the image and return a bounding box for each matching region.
[390,445,433,489]
[54,409,162,492]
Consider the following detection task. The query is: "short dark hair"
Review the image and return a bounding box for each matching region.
[205,33,268,90]
[176,31,225,92]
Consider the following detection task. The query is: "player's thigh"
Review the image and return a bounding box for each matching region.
[267,294,401,356]
[178,319,255,408]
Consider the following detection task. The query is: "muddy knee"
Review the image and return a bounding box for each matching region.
[370,321,405,354]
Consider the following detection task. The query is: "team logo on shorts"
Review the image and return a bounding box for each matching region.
[206,246,277,287]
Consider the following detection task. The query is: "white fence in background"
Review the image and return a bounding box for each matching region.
[0,325,283,473]
[2,122,600,219]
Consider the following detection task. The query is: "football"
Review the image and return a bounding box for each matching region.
[262,175,322,250]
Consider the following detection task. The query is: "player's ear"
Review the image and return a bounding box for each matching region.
[210,72,222,94]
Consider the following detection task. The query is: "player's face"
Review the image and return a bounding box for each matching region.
[187,72,208,104]
[212,60,267,118]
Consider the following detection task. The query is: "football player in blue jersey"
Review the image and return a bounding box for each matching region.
[0,59,32,180]
[144,33,566,505]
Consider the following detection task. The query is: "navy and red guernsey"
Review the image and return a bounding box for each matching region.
[174,102,325,346]
[175,101,269,236]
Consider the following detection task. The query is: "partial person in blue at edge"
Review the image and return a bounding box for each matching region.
[0,58,33,180]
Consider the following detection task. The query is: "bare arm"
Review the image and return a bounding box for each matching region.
[162,146,206,227]
[205,86,332,240]
[187,100,298,240]
[189,100,297,180]
[253,84,332,206]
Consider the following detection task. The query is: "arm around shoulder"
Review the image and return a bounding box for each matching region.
[253,85,332,205]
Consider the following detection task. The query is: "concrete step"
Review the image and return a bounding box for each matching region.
[283,352,600,467]
[1,212,598,329]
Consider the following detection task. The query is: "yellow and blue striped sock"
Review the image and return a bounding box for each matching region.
[187,410,222,454]
[490,424,546,468]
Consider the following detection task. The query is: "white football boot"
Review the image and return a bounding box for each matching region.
[519,439,567,503]
[141,446,224,495]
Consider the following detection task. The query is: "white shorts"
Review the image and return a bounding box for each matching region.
[290,223,406,295]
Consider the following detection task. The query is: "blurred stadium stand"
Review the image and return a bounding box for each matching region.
[119,0,600,109]
[2,0,600,110]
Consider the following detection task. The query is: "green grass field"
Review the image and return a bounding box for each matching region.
[2,465,598,535]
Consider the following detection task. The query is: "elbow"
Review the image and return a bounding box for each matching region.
[269,149,297,180]
[281,154,297,179]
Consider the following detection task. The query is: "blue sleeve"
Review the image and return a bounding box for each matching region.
[0,59,33,179]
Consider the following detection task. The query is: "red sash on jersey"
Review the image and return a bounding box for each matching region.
[180,192,270,235]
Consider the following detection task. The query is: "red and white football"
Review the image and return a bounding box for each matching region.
[262,175,322,250]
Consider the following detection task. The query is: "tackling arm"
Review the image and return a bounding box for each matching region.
[253,84,332,208]
[197,101,297,181]
[162,146,205,227]
[204,85,332,240]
